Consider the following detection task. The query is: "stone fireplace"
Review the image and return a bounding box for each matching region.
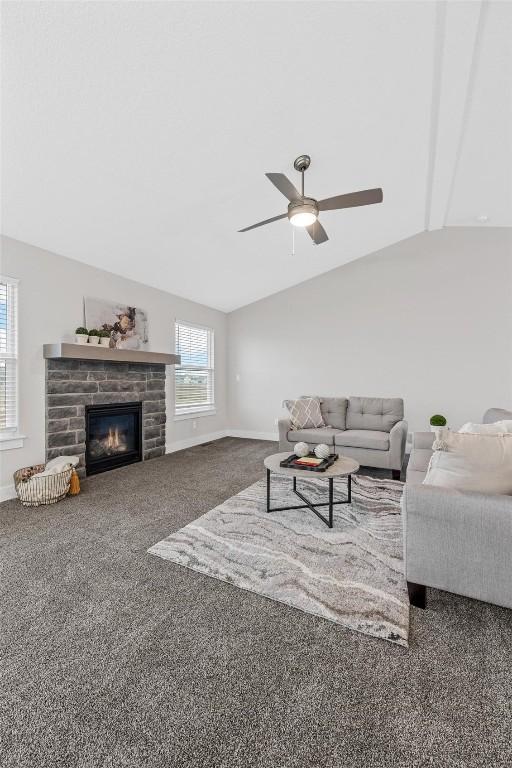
[45,355,171,478]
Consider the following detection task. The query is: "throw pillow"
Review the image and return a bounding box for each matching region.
[284,397,325,430]
[424,432,512,495]
[459,421,512,435]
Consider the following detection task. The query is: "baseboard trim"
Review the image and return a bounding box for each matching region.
[166,428,278,454]
[166,430,229,454]
[0,483,16,502]
[227,429,278,442]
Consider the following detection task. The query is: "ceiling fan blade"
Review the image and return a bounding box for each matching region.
[306,220,329,245]
[265,173,301,202]
[238,212,287,233]
[318,188,383,212]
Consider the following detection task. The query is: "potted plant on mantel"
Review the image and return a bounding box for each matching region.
[430,414,447,433]
[99,329,111,347]
[88,329,101,345]
[75,327,89,344]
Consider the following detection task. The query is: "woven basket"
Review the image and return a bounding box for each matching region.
[13,464,73,507]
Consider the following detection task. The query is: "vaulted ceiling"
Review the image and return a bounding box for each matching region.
[1,1,510,311]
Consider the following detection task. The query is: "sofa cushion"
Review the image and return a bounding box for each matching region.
[287,427,339,446]
[303,396,347,430]
[346,396,403,432]
[335,429,389,451]
[408,448,433,473]
[284,397,325,430]
[405,468,426,486]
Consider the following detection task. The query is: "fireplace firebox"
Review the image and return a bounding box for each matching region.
[85,402,142,475]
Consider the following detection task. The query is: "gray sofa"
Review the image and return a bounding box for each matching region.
[403,408,512,610]
[279,396,407,479]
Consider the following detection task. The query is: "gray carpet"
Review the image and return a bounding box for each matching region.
[1,437,511,768]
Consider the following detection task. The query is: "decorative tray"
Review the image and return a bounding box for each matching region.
[279,453,339,472]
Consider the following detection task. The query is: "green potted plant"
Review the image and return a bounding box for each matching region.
[430,414,447,433]
[88,329,101,345]
[99,329,111,347]
[75,326,89,344]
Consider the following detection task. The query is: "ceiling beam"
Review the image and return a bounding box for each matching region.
[425,0,484,231]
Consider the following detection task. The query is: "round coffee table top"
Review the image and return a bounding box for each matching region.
[264,452,359,479]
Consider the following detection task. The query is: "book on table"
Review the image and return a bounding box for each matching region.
[294,457,323,466]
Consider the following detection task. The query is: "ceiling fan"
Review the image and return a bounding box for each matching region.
[238,155,383,245]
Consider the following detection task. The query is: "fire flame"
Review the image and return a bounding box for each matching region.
[105,426,121,451]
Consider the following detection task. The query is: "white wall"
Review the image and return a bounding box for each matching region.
[227,228,512,441]
[0,236,228,499]
[2,227,511,500]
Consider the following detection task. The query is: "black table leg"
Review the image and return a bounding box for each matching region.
[265,469,354,528]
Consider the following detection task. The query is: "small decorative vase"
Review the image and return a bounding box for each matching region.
[314,443,330,459]
[88,336,100,345]
[76,334,88,345]
[293,442,309,458]
[100,337,111,347]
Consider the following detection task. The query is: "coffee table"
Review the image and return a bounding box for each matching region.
[264,452,360,529]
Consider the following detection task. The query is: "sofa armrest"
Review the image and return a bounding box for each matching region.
[278,418,291,447]
[412,431,434,450]
[389,420,407,470]
[402,483,512,608]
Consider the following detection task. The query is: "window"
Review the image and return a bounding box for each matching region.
[175,322,215,417]
[0,277,19,436]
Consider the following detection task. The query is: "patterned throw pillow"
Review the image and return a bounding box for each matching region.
[284,397,325,430]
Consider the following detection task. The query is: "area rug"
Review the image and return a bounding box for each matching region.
[148,474,409,646]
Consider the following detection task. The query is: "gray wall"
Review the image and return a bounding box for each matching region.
[227,228,512,440]
[0,236,228,498]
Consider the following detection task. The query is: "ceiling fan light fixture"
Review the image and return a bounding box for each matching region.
[287,198,318,228]
[289,211,317,227]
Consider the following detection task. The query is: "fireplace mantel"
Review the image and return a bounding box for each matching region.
[43,342,180,366]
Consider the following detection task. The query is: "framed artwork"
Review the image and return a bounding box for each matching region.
[84,297,149,350]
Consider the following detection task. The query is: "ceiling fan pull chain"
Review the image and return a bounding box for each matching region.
[292,226,295,257]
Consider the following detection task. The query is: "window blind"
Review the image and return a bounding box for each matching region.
[0,278,18,432]
[175,322,214,415]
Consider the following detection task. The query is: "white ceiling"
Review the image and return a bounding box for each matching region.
[1,1,510,312]
[445,1,512,227]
